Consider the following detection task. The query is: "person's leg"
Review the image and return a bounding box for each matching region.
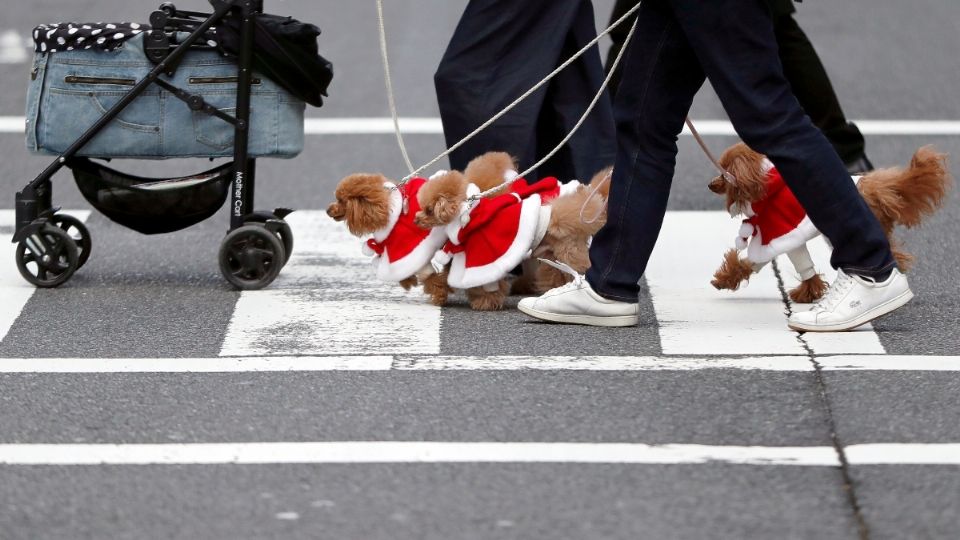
[535,0,616,181]
[604,0,638,97]
[667,0,894,280]
[773,11,870,170]
[584,0,706,301]
[434,0,587,172]
[665,0,909,331]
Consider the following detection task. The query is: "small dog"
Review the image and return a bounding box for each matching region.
[415,154,611,310]
[326,172,453,305]
[708,143,950,302]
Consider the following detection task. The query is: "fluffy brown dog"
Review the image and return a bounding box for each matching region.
[708,143,950,302]
[326,173,452,305]
[414,153,612,310]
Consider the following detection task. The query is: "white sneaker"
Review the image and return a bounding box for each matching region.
[517,260,639,327]
[788,268,913,332]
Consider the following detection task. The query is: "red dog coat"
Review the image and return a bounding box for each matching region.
[364,177,449,281]
[735,163,819,265]
[442,177,561,288]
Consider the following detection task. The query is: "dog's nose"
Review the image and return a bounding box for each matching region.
[708,177,727,194]
[327,203,345,221]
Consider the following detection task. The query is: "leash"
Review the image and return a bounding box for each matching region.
[375,0,646,188]
[686,118,736,183]
[375,0,416,175]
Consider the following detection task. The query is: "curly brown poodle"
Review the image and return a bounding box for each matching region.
[708,143,951,302]
[414,153,613,310]
[326,173,452,304]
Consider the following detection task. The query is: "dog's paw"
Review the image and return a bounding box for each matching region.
[422,272,453,306]
[788,275,828,303]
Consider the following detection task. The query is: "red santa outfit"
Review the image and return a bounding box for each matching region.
[440,177,561,289]
[363,177,449,282]
[735,160,820,269]
[497,169,581,204]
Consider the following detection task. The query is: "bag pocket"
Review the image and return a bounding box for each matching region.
[38,84,162,157]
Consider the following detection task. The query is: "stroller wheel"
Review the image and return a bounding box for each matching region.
[51,214,92,269]
[219,225,286,290]
[15,223,80,288]
[244,213,294,265]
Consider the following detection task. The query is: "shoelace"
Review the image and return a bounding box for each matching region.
[538,259,586,292]
[812,271,855,312]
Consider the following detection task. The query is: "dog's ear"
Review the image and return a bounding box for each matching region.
[432,196,461,225]
[344,196,391,235]
[718,143,768,202]
[708,176,728,195]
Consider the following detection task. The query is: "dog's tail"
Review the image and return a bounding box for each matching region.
[548,182,608,238]
[859,145,951,230]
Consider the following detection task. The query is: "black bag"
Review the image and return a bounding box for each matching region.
[215,13,334,107]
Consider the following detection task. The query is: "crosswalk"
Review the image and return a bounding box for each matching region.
[2,208,958,472]
[0,207,931,360]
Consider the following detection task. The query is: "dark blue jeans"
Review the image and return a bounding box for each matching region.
[434,0,615,180]
[586,0,895,302]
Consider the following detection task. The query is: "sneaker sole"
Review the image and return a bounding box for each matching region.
[787,289,914,332]
[517,303,639,327]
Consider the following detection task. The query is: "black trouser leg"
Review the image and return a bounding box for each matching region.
[773,12,867,164]
[434,0,615,179]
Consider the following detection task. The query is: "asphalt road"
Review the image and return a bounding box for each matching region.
[1,1,959,539]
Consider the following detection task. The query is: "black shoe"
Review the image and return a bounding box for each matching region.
[846,155,874,175]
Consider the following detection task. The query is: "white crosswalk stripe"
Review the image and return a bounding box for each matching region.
[0,209,914,358]
[0,31,28,64]
[4,116,960,135]
[219,211,442,356]
[1,355,958,373]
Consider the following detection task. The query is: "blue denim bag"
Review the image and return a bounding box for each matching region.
[25,33,304,159]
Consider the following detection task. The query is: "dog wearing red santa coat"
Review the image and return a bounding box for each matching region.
[708,142,950,303]
[414,156,610,310]
[326,156,522,306]
[326,173,457,305]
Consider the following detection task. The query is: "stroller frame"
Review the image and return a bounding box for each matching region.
[14,0,296,290]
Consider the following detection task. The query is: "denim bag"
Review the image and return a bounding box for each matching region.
[25,32,305,159]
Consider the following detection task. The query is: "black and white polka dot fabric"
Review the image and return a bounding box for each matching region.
[33,22,150,53]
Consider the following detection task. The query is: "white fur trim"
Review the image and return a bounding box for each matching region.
[362,243,376,256]
[504,169,519,183]
[532,206,552,256]
[746,215,821,266]
[431,249,451,274]
[429,169,449,180]
[374,226,448,282]
[558,180,582,197]
[446,201,473,245]
[760,158,774,175]
[447,195,543,289]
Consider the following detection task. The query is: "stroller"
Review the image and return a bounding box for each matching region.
[13,0,333,290]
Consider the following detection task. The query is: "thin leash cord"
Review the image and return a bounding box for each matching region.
[686,117,736,182]
[482,14,640,200]
[377,0,647,186]
[580,169,611,224]
[577,118,734,224]
[375,0,416,175]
